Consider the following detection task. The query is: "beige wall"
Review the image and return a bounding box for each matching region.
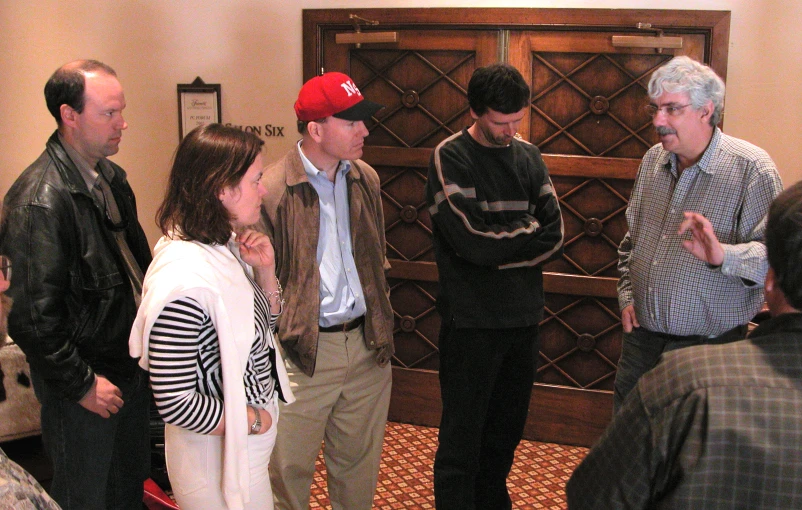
[2,0,800,246]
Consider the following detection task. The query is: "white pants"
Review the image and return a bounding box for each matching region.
[166,398,279,510]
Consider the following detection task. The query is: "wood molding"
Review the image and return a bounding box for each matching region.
[363,146,431,168]
[543,155,640,180]
[389,367,612,447]
[387,260,438,281]
[388,262,620,300]
[543,272,619,298]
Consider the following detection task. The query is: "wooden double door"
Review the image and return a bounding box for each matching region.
[303,8,730,446]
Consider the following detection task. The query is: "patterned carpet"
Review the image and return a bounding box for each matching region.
[3,421,588,509]
[310,422,589,509]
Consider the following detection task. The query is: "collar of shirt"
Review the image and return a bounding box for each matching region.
[294,140,365,326]
[666,127,722,178]
[296,140,351,185]
[58,133,115,192]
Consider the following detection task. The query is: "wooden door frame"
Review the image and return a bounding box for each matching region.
[303,8,730,81]
[304,8,731,447]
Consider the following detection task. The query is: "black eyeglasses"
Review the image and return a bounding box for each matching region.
[644,104,692,117]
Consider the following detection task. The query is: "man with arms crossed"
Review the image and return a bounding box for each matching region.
[0,60,151,509]
[614,56,783,410]
[425,63,563,510]
[260,72,394,510]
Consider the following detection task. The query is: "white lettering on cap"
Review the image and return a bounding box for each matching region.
[340,80,362,97]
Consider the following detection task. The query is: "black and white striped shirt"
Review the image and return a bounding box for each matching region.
[148,275,279,433]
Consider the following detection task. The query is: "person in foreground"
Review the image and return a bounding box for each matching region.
[0,252,61,510]
[614,56,783,411]
[129,123,294,510]
[567,179,802,509]
[260,72,394,510]
[0,60,151,509]
[425,63,564,509]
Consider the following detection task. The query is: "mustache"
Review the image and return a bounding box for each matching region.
[656,126,677,136]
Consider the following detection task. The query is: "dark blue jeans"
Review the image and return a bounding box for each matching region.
[613,325,747,411]
[31,368,150,510]
[433,320,540,510]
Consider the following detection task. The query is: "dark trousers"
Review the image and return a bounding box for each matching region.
[31,368,150,510]
[613,324,747,411]
[433,320,540,510]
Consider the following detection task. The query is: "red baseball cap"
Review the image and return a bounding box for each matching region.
[295,72,384,122]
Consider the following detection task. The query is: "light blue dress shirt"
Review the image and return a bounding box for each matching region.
[297,142,367,327]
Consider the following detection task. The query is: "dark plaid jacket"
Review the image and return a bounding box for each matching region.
[567,312,802,509]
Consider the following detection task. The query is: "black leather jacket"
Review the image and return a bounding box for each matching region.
[0,131,151,401]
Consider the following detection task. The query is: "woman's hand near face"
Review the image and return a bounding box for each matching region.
[236,229,276,270]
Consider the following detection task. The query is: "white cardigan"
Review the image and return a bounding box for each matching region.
[130,233,294,510]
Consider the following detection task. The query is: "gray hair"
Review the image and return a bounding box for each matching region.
[648,56,725,126]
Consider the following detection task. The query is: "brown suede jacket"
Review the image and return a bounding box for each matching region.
[258,146,394,377]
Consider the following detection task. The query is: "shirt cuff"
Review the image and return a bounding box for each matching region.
[618,292,634,313]
[718,244,737,276]
[719,244,759,286]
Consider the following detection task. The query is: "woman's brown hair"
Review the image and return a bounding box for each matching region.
[157,123,264,245]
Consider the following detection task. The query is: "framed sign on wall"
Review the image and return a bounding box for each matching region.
[177,77,221,139]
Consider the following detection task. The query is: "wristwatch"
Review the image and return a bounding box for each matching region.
[249,409,262,435]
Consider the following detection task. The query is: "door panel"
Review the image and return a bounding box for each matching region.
[510,30,706,156]
[509,31,704,401]
[323,30,499,149]
[304,8,730,446]
[331,31,501,383]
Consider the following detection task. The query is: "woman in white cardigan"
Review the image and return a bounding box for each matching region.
[130,123,294,510]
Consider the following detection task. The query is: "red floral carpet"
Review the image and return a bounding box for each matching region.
[310,422,589,509]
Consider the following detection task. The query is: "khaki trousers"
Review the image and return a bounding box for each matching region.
[270,325,392,510]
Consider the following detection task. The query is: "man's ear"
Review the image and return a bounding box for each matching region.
[307,120,324,143]
[700,100,714,123]
[764,265,795,317]
[60,104,77,127]
[765,266,776,293]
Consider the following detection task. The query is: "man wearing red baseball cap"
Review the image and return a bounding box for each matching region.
[258,72,394,510]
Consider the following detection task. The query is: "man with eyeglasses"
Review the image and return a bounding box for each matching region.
[0,60,151,509]
[613,56,782,411]
[569,180,802,509]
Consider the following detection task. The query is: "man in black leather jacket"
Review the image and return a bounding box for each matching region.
[0,60,151,510]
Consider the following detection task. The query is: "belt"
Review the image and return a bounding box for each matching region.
[319,315,365,333]
[648,324,747,343]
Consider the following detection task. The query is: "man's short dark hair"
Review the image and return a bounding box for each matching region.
[44,60,117,125]
[766,180,802,309]
[297,117,327,135]
[467,63,530,116]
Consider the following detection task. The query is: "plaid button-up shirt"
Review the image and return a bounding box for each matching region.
[566,313,802,509]
[618,128,782,336]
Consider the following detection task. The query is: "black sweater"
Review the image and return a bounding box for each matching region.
[425,129,563,328]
